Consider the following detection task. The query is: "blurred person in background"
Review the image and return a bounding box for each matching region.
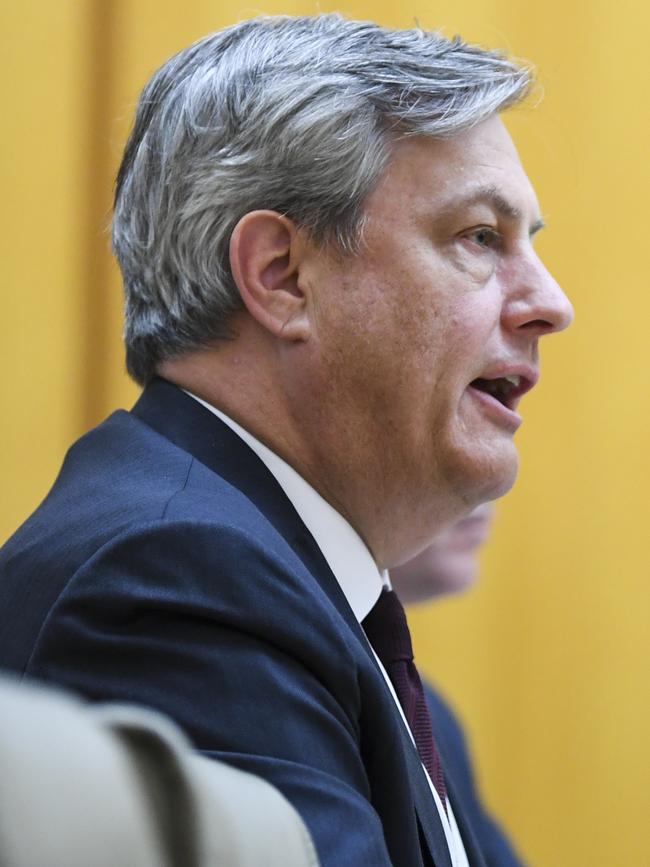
[391,504,494,606]
[0,15,571,867]
[392,504,526,866]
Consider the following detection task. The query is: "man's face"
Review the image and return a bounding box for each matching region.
[295,115,573,562]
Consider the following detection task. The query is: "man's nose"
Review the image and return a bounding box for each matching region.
[502,251,574,337]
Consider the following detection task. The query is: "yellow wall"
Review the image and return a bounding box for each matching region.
[2,2,649,864]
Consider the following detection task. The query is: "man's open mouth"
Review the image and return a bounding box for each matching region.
[469,374,531,412]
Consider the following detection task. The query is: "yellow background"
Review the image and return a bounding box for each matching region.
[2,2,648,864]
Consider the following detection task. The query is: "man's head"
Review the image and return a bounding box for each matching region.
[113,15,533,384]
[113,16,572,567]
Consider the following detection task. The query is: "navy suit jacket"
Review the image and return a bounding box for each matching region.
[1,378,502,866]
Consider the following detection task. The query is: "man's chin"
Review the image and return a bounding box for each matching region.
[487,451,519,499]
[448,442,519,506]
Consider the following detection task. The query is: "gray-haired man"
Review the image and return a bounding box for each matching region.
[0,15,572,866]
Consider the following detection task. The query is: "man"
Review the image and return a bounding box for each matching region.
[391,506,527,866]
[0,15,572,867]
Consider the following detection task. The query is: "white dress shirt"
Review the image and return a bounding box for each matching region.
[187,392,469,867]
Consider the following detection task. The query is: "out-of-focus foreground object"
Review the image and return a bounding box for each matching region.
[0,676,318,867]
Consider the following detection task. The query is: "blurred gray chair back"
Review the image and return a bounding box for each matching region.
[0,676,319,867]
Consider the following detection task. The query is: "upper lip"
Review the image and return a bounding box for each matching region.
[469,364,539,411]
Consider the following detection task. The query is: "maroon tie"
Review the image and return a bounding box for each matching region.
[363,588,448,810]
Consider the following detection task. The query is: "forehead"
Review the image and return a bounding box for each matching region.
[368,115,541,227]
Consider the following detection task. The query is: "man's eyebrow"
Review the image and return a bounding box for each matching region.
[441,184,545,236]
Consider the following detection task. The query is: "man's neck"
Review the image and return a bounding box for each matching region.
[158,349,468,571]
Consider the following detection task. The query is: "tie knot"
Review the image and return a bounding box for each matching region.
[363,588,413,664]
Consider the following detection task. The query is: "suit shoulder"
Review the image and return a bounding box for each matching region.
[0,411,307,670]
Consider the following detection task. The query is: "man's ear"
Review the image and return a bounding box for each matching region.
[229,211,310,341]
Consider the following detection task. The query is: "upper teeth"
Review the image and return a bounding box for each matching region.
[503,375,520,388]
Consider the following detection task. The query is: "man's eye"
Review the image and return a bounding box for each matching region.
[465,227,501,249]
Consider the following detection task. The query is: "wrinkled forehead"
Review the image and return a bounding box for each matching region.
[370,116,542,229]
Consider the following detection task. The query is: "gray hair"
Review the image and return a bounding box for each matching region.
[113,14,531,384]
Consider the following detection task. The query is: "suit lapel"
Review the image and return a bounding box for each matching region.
[444,772,488,867]
[131,379,366,634]
[401,727,490,867]
[398,725,454,867]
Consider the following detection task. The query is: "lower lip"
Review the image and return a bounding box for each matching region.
[466,386,522,432]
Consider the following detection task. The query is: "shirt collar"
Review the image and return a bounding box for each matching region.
[186,391,386,622]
